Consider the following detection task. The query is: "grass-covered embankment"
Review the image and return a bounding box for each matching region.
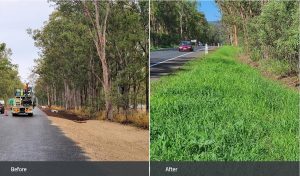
[150,46,299,161]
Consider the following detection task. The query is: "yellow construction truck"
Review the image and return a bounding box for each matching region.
[12,83,35,117]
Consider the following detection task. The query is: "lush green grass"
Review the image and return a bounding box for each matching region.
[150,46,299,161]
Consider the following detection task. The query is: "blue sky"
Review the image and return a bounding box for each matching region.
[0,0,55,81]
[198,0,221,22]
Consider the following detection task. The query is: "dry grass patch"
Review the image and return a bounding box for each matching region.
[114,110,149,129]
[47,106,149,129]
[50,105,65,111]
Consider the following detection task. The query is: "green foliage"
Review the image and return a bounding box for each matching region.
[249,48,262,61]
[217,1,299,74]
[255,1,299,72]
[206,23,225,45]
[31,1,148,113]
[151,33,180,48]
[259,59,292,76]
[0,42,23,101]
[151,46,299,161]
[151,1,218,47]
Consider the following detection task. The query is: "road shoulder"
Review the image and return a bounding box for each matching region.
[47,116,149,161]
[150,47,216,80]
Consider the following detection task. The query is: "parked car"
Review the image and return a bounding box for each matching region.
[178,41,193,52]
[0,103,4,114]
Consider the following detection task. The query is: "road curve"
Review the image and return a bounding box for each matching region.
[0,108,89,161]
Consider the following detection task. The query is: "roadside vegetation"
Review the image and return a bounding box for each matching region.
[0,43,23,101]
[150,1,223,48]
[150,46,299,161]
[29,1,148,126]
[216,1,299,78]
[150,45,178,52]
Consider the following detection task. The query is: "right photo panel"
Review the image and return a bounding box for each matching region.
[150,0,299,175]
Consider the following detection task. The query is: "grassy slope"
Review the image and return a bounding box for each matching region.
[150,46,299,161]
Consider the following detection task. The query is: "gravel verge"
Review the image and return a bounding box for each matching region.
[47,116,149,161]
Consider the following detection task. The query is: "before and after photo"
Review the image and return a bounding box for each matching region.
[0,0,299,176]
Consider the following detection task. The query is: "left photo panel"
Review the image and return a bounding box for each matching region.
[0,0,149,162]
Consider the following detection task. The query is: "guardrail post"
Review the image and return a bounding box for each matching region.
[205,44,208,55]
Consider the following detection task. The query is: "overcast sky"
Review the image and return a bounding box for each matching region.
[0,0,55,81]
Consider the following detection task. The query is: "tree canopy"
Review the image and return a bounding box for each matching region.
[216,0,299,74]
[30,1,148,119]
[0,42,23,101]
[150,0,222,48]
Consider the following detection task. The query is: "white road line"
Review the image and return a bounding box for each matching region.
[150,48,205,67]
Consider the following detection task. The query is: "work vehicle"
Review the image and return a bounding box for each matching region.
[0,99,5,114]
[178,41,193,52]
[12,83,35,117]
[0,103,4,114]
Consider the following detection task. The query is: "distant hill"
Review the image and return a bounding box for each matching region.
[208,21,221,25]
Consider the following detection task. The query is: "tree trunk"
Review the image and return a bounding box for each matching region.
[94,1,113,120]
[145,76,149,112]
[233,24,238,46]
[83,0,113,120]
[64,79,68,110]
[179,11,183,38]
[99,45,113,120]
[46,85,50,107]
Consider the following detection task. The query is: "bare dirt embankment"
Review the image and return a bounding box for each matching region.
[47,116,149,161]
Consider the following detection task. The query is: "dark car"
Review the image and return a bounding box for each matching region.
[0,103,4,114]
[178,41,193,52]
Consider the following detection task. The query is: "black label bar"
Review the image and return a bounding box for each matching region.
[0,161,149,176]
[150,161,300,176]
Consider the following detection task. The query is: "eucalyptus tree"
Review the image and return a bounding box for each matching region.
[216,1,299,74]
[150,0,211,47]
[31,0,148,119]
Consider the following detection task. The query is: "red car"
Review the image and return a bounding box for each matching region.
[178,41,194,52]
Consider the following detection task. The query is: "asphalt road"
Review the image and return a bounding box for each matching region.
[0,108,89,161]
[150,45,214,80]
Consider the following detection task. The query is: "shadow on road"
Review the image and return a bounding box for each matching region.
[0,109,90,161]
[150,57,194,79]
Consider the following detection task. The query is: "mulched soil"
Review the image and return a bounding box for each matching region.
[42,108,89,123]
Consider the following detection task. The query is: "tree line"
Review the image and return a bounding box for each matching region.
[150,0,224,48]
[30,1,148,120]
[0,43,23,102]
[216,0,299,75]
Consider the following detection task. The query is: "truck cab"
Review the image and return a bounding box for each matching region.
[0,99,4,114]
[12,84,34,117]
